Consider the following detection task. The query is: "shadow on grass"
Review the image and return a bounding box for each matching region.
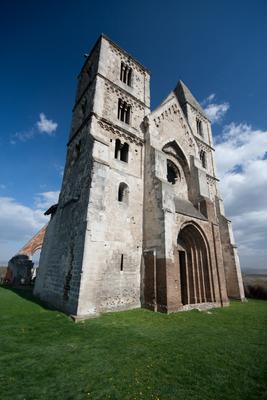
[0,284,56,312]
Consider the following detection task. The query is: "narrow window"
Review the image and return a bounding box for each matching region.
[120,62,132,87]
[120,143,129,162]
[115,139,121,159]
[125,105,131,124]
[120,62,125,81]
[196,118,203,136]
[120,254,124,271]
[200,150,207,168]
[127,69,132,86]
[81,97,87,116]
[75,140,81,160]
[117,99,131,125]
[118,182,129,204]
[124,67,128,84]
[118,99,123,121]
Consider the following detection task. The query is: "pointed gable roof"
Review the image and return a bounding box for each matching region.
[175,80,208,119]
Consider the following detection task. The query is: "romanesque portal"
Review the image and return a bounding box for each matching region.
[178,224,214,306]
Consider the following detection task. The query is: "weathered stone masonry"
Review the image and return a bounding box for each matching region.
[34,34,245,318]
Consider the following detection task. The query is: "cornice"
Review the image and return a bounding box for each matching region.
[195,136,215,151]
[97,116,144,146]
[206,172,219,182]
[98,73,149,110]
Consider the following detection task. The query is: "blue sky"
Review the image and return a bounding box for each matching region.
[0,0,267,271]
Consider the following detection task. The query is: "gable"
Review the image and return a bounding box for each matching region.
[148,93,198,159]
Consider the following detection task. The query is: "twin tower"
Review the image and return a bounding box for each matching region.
[34,35,245,319]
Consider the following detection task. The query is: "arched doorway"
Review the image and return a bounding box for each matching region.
[178,224,215,305]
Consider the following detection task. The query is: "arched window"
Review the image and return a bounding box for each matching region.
[115,139,121,159]
[127,69,132,86]
[114,139,129,163]
[120,143,129,162]
[120,62,132,86]
[196,118,203,136]
[117,99,131,124]
[167,160,180,185]
[118,182,129,204]
[199,150,207,169]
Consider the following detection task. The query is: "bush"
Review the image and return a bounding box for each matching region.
[245,284,267,299]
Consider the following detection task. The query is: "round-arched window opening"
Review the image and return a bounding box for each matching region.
[167,160,180,185]
[118,182,129,204]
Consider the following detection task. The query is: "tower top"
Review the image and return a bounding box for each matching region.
[100,34,150,74]
[79,34,150,77]
[175,80,209,120]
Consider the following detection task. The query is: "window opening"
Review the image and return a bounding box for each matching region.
[118,99,131,124]
[200,150,207,168]
[115,139,121,159]
[81,97,87,116]
[167,160,179,184]
[127,69,132,86]
[75,141,81,159]
[120,254,124,271]
[114,139,129,162]
[196,118,203,136]
[120,62,132,86]
[120,143,129,162]
[118,182,129,204]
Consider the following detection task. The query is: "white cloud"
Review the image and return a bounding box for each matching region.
[215,123,267,177]
[37,113,58,134]
[0,191,59,262]
[202,93,215,105]
[205,102,229,123]
[202,94,229,123]
[215,122,267,271]
[206,93,215,102]
[10,129,35,144]
[34,191,59,209]
[0,197,47,261]
[10,113,58,143]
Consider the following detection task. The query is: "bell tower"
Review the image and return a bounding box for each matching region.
[34,35,151,318]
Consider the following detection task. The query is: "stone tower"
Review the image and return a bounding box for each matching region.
[34,35,150,317]
[34,35,244,318]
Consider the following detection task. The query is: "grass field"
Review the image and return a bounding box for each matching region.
[0,287,267,400]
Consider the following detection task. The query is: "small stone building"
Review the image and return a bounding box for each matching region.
[6,225,47,285]
[34,35,245,318]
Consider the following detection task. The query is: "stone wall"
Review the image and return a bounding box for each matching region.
[215,197,245,300]
[34,122,94,315]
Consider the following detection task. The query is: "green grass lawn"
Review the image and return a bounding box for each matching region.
[0,287,267,400]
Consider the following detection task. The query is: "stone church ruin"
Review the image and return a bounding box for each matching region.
[6,225,47,285]
[33,35,245,319]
